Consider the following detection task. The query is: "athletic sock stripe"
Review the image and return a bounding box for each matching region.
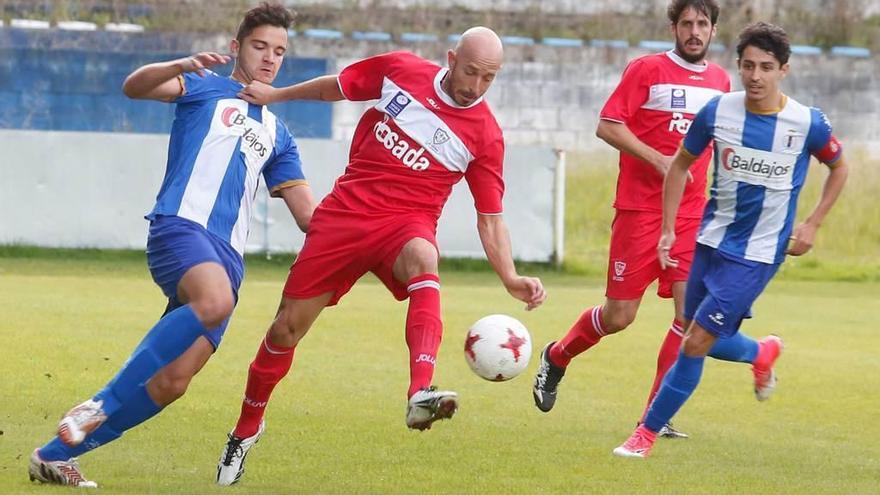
[407,280,441,292]
[669,325,685,337]
[592,306,606,336]
[262,338,294,355]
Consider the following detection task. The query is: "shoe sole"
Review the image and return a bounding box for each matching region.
[409,397,458,431]
[612,447,647,458]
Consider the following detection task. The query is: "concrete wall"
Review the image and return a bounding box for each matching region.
[0,130,562,262]
[2,28,878,152]
[314,40,880,152]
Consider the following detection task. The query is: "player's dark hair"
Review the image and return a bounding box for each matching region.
[667,0,720,26]
[736,22,791,65]
[235,2,296,42]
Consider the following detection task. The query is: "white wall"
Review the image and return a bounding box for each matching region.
[0,130,562,262]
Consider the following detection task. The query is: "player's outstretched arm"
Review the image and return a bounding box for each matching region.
[658,147,698,269]
[238,75,344,106]
[278,184,316,233]
[787,154,849,256]
[476,213,547,311]
[122,52,230,101]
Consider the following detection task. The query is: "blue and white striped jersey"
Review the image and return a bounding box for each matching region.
[147,70,306,256]
[683,92,842,264]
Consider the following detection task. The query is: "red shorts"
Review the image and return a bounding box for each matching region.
[606,209,700,300]
[283,203,438,306]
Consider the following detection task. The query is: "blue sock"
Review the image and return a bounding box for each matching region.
[39,385,162,461]
[644,352,705,433]
[708,332,759,363]
[93,305,207,415]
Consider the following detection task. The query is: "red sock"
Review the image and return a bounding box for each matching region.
[405,274,442,399]
[233,335,295,438]
[640,320,684,422]
[549,306,606,368]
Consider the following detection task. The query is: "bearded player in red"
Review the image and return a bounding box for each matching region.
[533,0,782,437]
[215,27,546,486]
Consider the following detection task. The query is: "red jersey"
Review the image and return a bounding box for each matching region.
[600,50,730,218]
[330,51,505,221]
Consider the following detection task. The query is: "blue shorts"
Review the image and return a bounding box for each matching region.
[684,243,780,338]
[146,215,244,349]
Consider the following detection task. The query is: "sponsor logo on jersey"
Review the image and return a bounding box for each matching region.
[426,97,440,109]
[385,91,412,117]
[221,107,246,128]
[689,75,704,81]
[668,112,693,134]
[221,107,270,158]
[373,117,431,171]
[613,261,626,281]
[719,144,796,188]
[671,88,687,109]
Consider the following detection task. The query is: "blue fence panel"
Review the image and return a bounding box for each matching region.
[831,46,870,58]
[0,47,332,138]
[638,40,674,51]
[791,45,823,55]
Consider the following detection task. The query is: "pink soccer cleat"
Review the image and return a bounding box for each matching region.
[613,424,657,458]
[752,335,784,401]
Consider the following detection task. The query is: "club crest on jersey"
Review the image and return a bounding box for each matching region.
[613,261,626,281]
[385,91,412,117]
[671,88,687,109]
[784,129,804,150]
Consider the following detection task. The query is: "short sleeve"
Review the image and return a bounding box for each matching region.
[174,71,225,105]
[465,134,505,215]
[599,58,651,124]
[806,108,843,165]
[338,51,407,102]
[264,122,307,197]
[682,95,720,157]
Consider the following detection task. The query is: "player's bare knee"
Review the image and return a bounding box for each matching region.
[191,291,234,328]
[268,312,303,347]
[395,238,439,278]
[603,310,635,333]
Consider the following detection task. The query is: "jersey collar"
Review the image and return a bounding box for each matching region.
[665,49,708,73]
[434,68,484,109]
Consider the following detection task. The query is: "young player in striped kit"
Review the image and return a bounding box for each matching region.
[614,21,849,458]
[29,3,315,487]
[533,0,779,438]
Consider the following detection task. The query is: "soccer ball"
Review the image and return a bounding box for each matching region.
[464,314,532,381]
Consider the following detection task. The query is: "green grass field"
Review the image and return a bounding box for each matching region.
[1,254,878,494]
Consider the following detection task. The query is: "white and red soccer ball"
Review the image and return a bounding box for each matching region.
[464,314,532,381]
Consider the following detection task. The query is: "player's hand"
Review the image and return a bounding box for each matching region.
[238,80,280,105]
[786,222,817,256]
[178,52,230,77]
[505,276,547,311]
[653,154,694,183]
[657,230,678,269]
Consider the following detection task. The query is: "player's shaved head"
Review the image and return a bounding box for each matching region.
[442,26,503,107]
[454,26,504,66]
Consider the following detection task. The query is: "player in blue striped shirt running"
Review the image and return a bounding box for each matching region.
[614,21,849,458]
